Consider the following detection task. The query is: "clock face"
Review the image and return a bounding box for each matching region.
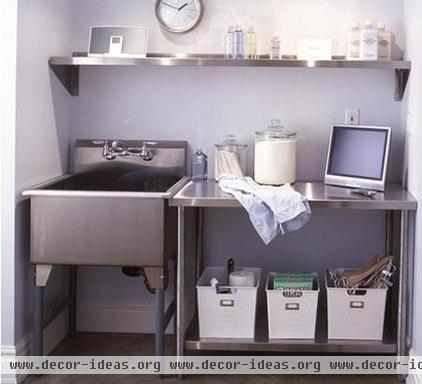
[155,0,204,33]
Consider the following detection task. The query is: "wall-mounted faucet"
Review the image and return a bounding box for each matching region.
[102,140,153,161]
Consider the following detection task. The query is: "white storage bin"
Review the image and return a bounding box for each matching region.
[326,269,388,340]
[197,267,261,339]
[266,272,319,339]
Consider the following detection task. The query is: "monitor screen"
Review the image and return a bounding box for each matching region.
[327,126,390,180]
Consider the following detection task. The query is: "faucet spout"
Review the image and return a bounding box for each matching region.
[102,140,153,161]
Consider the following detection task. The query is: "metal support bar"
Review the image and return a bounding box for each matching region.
[398,210,409,358]
[155,288,165,357]
[385,210,394,255]
[395,68,410,101]
[407,211,416,349]
[176,206,185,359]
[196,208,204,281]
[173,257,177,336]
[50,63,79,96]
[68,266,77,336]
[34,285,44,356]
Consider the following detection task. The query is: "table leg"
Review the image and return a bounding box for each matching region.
[398,210,409,383]
[196,208,204,281]
[407,211,416,350]
[34,284,44,356]
[176,206,185,359]
[155,288,165,356]
[34,264,53,356]
[68,266,77,336]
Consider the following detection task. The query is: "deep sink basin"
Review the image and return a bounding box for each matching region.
[23,140,188,267]
[42,169,183,193]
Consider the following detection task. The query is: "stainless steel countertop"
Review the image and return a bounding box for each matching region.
[170,180,417,210]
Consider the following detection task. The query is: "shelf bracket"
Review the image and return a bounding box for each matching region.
[395,68,410,101]
[50,64,79,96]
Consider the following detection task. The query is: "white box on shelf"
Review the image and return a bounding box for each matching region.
[266,272,319,339]
[326,269,388,340]
[197,267,261,339]
[297,39,332,60]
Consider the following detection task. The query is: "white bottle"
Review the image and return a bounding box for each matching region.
[225,25,235,59]
[245,25,257,59]
[270,33,281,60]
[360,19,378,60]
[377,22,392,60]
[347,22,361,60]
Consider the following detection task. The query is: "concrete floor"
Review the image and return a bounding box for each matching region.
[24,333,399,384]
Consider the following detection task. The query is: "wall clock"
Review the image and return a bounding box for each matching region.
[155,0,204,34]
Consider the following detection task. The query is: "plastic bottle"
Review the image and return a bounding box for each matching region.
[347,22,361,60]
[270,33,281,60]
[224,25,235,59]
[377,22,392,60]
[360,19,378,60]
[234,25,244,59]
[191,149,208,181]
[245,25,257,59]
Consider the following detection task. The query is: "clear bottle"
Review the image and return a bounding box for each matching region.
[245,25,257,59]
[234,25,244,59]
[224,25,235,59]
[360,19,378,60]
[270,33,281,60]
[347,22,360,60]
[191,149,208,181]
[377,22,392,60]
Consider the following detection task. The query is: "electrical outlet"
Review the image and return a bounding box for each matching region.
[345,108,360,125]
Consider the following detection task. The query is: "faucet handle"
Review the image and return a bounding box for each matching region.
[102,141,116,160]
[140,142,153,161]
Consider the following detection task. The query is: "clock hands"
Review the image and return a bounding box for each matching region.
[177,0,194,11]
[161,1,179,10]
[162,0,194,11]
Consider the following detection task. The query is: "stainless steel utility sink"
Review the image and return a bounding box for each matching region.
[23,139,188,267]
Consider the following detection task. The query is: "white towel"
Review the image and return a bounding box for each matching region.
[218,174,311,244]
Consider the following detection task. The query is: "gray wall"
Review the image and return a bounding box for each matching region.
[68,0,406,324]
[14,0,73,342]
[403,0,422,358]
[1,0,18,348]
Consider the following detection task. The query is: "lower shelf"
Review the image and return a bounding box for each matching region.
[185,307,397,354]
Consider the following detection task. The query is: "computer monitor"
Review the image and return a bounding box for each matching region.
[324,125,391,191]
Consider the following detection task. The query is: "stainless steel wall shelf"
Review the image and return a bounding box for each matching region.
[49,53,411,100]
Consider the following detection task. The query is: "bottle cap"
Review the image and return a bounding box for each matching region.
[351,22,360,30]
[247,25,255,33]
[235,25,242,31]
[377,22,386,30]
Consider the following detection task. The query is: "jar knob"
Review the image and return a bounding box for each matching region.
[270,118,282,127]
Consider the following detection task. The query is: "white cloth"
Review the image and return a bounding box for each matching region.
[218,174,311,244]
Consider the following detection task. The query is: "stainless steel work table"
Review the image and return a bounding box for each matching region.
[170,180,417,360]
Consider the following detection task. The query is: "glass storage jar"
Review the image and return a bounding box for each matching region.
[214,135,248,180]
[254,119,297,185]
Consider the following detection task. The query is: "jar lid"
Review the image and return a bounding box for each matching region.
[255,119,297,139]
[215,134,248,150]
